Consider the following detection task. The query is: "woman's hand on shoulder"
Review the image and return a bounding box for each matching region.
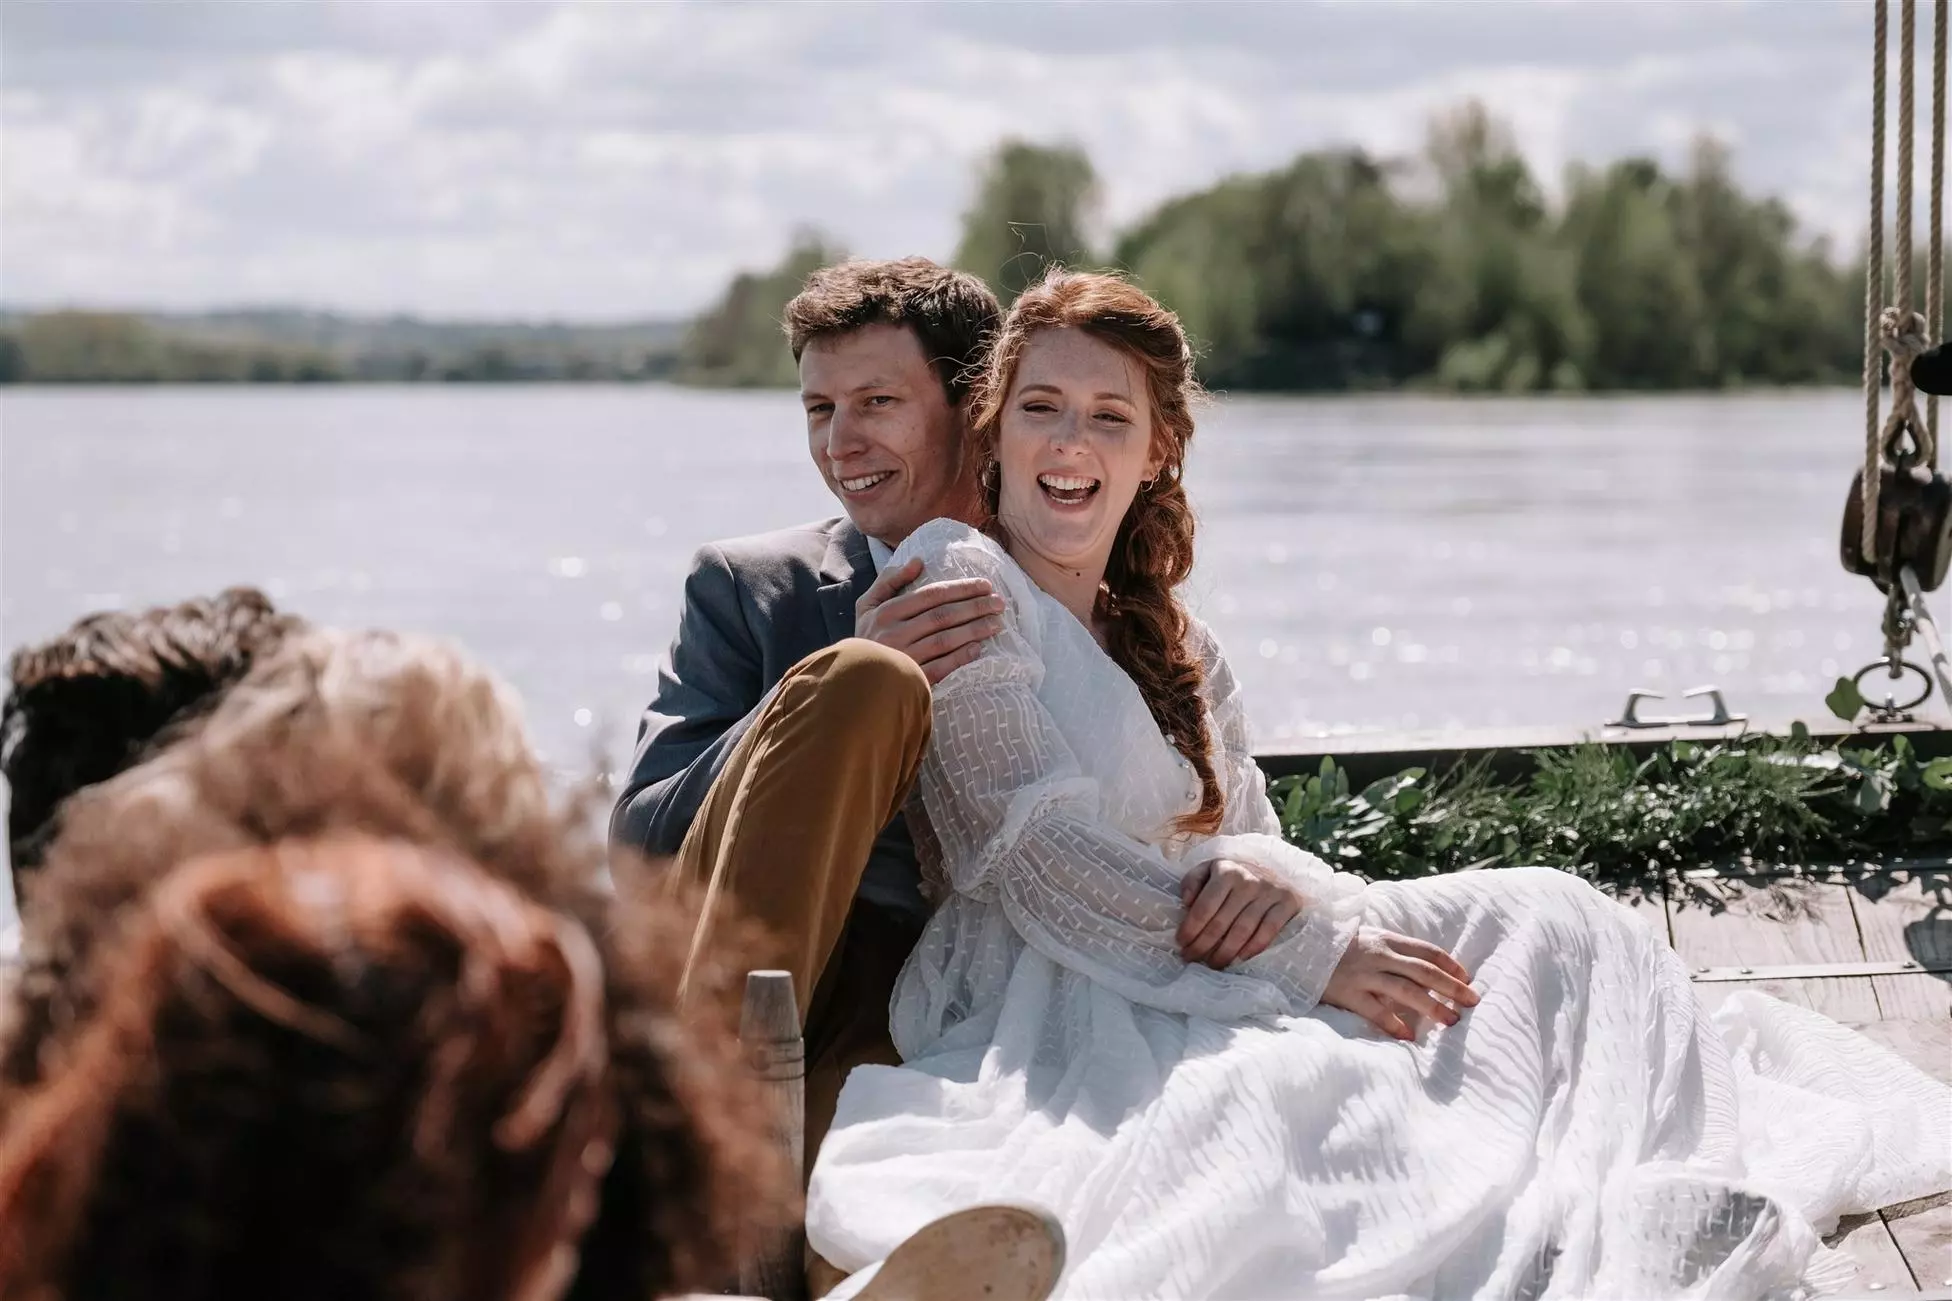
[1321,927,1479,1041]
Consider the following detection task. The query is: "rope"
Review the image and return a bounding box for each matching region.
[1880,305,1934,470]
[1879,0,1940,492]
[1933,0,1947,454]
[1867,0,1889,565]
[1903,0,1918,313]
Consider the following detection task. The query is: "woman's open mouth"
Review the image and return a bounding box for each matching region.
[1038,472,1100,506]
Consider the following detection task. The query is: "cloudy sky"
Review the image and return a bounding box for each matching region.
[0,0,1909,320]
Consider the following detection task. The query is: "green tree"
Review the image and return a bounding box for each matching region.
[674,230,843,388]
[1561,158,1713,388]
[1116,150,1424,390]
[18,312,168,381]
[1409,102,1591,392]
[1665,136,1859,385]
[954,140,1100,301]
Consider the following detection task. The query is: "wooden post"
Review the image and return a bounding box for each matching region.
[739,969,806,1301]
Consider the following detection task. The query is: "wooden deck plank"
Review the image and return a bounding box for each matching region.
[1889,1193,1952,1292]
[1848,870,1952,1023]
[1667,876,1867,968]
[1847,1014,1952,1079]
[1850,868,1952,966]
[1874,973,1952,1025]
[1830,1211,1925,1293]
[1667,876,1883,1021]
[1691,975,1884,1022]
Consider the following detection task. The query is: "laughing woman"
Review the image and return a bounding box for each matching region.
[804,270,1951,1300]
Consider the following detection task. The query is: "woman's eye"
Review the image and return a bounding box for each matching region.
[1022,401,1056,415]
[1094,410,1130,426]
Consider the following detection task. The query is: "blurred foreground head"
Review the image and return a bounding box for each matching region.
[0,836,615,1301]
[2,627,789,1300]
[1,586,302,878]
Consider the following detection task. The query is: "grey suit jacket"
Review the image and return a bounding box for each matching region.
[611,516,924,919]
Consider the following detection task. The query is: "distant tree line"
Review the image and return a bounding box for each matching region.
[678,102,1873,393]
[0,310,682,384]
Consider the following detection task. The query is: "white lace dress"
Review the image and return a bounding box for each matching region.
[805,519,1951,1300]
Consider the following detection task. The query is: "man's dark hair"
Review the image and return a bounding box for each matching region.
[782,256,1002,406]
[1,586,302,877]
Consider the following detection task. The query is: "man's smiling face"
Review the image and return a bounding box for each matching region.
[800,322,969,548]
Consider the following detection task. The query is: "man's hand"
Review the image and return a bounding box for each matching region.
[1321,926,1479,1041]
[856,557,1004,685]
[1177,857,1305,969]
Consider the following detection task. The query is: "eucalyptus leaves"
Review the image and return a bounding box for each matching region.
[1270,729,1952,883]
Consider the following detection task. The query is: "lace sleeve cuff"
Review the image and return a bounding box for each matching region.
[1182,831,1365,1011]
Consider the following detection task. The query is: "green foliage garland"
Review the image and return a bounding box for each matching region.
[1271,731,1952,884]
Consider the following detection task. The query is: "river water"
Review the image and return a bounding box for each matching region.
[0,384,1908,778]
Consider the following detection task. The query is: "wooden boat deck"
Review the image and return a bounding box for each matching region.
[1602,860,1952,1295]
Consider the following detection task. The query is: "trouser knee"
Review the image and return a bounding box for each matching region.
[781,638,932,751]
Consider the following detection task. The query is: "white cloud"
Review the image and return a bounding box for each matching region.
[0,0,1919,318]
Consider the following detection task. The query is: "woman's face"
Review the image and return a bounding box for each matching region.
[995,327,1165,586]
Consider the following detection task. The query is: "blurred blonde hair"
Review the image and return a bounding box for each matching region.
[4,626,788,1300]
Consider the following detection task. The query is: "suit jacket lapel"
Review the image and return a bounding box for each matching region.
[816,518,874,646]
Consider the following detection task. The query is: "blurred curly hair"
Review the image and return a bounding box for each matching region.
[0,836,618,1301]
[2,627,790,1301]
[2,586,302,877]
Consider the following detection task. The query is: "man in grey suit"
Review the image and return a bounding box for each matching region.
[612,258,1007,1184]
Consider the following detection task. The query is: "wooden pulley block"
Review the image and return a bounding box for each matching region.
[1840,461,1952,591]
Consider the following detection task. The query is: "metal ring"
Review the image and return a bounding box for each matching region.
[1850,657,1935,712]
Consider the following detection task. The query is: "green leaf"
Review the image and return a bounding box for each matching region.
[1826,677,1867,722]
[1922,758,1952,792]
[1855,774,1891,816]
[1789,719,1811,744]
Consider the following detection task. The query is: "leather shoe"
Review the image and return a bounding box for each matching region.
[851,1203,1065,1301]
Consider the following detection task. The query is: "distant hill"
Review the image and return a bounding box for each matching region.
[0,308,686,383]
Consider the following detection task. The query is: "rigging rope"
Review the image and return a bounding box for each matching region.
[1932,0,1946,446]
[1865,0,1947,569]
[1902,0,1917,316]
[1866,0,1889,565]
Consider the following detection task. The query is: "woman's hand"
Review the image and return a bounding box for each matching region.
[1322,927,1479,1041]
[1177,858,1304,969]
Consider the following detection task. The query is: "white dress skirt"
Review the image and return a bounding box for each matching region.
[806,519,1951,1300]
